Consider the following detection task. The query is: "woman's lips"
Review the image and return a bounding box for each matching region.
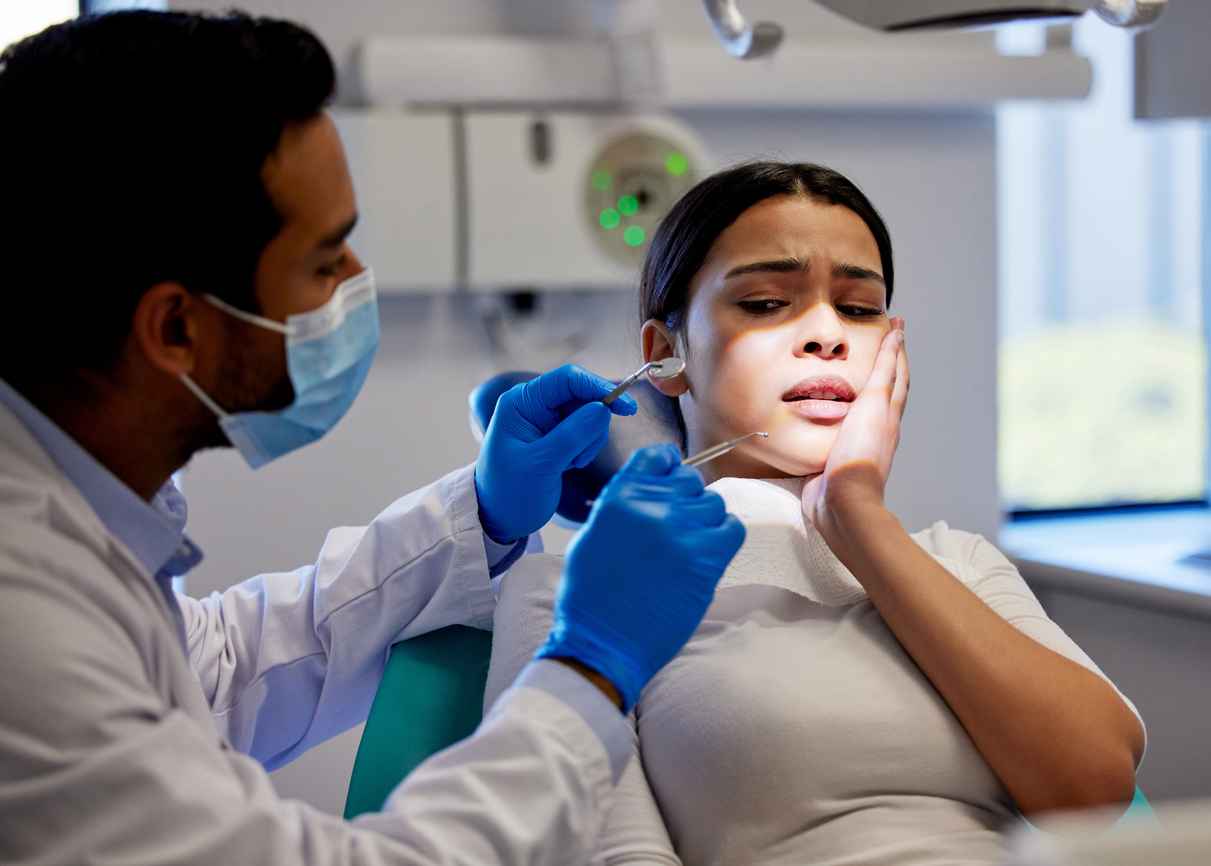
[786,398,850,422]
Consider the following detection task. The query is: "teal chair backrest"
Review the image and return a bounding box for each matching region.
[345,625,1157,825]
[344,625,493,819]
[1124,786,1158,822]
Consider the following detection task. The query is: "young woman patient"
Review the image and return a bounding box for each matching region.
[483,162,1146,865]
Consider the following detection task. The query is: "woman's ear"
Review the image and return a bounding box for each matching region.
[641,318,689,397]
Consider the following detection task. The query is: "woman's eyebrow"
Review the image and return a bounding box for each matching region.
[833,263,885,285]
[723,258,884,286]
[723,257,805,279]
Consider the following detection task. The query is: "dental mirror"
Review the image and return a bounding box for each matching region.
[602,357,686,406]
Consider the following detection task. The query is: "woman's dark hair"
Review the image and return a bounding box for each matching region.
[639,161,894,331]
[0,10,335,387]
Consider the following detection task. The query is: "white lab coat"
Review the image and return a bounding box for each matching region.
[0,402,617,865]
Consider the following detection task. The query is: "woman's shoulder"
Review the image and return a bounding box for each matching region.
[907,521,1018,584]
[909,519,974,555]
[496,551,564,609]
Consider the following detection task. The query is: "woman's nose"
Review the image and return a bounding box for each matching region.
[794,309,848,360]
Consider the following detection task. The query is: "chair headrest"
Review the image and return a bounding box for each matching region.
[468,371,683,526]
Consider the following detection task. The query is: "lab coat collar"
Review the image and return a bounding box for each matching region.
[0,379,203,581]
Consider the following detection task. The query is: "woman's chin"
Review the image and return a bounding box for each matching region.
[760,431,832,476]
[748,448,827,479]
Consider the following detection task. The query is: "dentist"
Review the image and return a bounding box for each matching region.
[0,10,745,866]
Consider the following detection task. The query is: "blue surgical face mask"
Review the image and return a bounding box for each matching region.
[180,268,380,469]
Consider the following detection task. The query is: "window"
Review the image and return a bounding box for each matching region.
[998,20,1207,513]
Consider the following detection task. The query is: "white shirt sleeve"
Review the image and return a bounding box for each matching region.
[486,552,675,864]
[0,511,622,866]
[178,464,499,768]
[589,715,683,866]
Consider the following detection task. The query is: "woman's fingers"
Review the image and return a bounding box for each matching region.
[828,317,906,491]
[880,319,908,479]
[890,321,909,420]
[864,320,903,402]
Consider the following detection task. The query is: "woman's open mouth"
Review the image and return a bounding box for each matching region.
[782,376,855,423]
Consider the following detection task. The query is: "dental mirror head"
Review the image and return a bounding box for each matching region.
[648,357,686,380]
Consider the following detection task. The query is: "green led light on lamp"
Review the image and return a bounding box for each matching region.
[591,170,612,191]
[665,152,689,176]
[599,208,621,230]
[623,225,646,247]
[617,194,639,216]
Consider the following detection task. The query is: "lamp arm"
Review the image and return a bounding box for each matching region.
[701,0,784,59]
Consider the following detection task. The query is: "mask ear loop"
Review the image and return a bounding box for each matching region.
[179,294,292,419]
[178,372,230,420]
[203,294,294,335]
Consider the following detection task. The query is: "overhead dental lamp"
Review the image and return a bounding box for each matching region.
[703,0,1167,59]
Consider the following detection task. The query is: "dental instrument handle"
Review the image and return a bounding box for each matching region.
[602,363,655,406]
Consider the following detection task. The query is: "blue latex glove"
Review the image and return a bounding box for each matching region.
[475,364,638,544]
[537,444,746,712]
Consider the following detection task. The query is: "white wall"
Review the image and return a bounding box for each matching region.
[171,0,1000,814]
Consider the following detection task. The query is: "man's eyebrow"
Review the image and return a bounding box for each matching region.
[723,257,805,280]
[316,213,359,251]
[833,263,885,285]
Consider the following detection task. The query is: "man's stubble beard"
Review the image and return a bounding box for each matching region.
[188,321,295,455]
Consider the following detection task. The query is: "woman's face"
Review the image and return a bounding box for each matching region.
[644,194,891,481]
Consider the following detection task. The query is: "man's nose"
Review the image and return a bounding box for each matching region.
[346,247,367,279]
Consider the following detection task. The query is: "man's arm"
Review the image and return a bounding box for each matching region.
[483,553,677,865]
[181,464,497,768]
[182,362,634,767]
[0,569,621,866]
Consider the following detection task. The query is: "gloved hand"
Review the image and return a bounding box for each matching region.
[475,364,637,544]
[536,444,746,712]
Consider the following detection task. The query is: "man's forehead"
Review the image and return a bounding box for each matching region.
[261,113,355,234]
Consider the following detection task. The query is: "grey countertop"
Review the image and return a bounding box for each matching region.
[999,506,1211,620]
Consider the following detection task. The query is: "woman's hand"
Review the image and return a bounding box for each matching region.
[802,317,909,553]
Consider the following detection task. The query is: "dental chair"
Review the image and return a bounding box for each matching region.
[343,371,676,819]
[343,372,1155,824]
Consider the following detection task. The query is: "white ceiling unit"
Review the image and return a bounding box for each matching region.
[335,0,1171,295]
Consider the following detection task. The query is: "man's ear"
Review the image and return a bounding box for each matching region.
[641,318,689,397]
[130,282,205,378]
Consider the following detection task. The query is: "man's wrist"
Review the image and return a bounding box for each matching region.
[473,470,521,546]
[480,516,520,547]
[549,657,623,710]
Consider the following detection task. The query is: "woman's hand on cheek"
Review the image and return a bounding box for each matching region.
[802,317,909,554]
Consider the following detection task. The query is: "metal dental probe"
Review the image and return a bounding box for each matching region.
[684,431,769,467]
[584,431,769,509]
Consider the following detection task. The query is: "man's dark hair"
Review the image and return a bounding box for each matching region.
[0,10,336,387]
[639,161,894,331]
